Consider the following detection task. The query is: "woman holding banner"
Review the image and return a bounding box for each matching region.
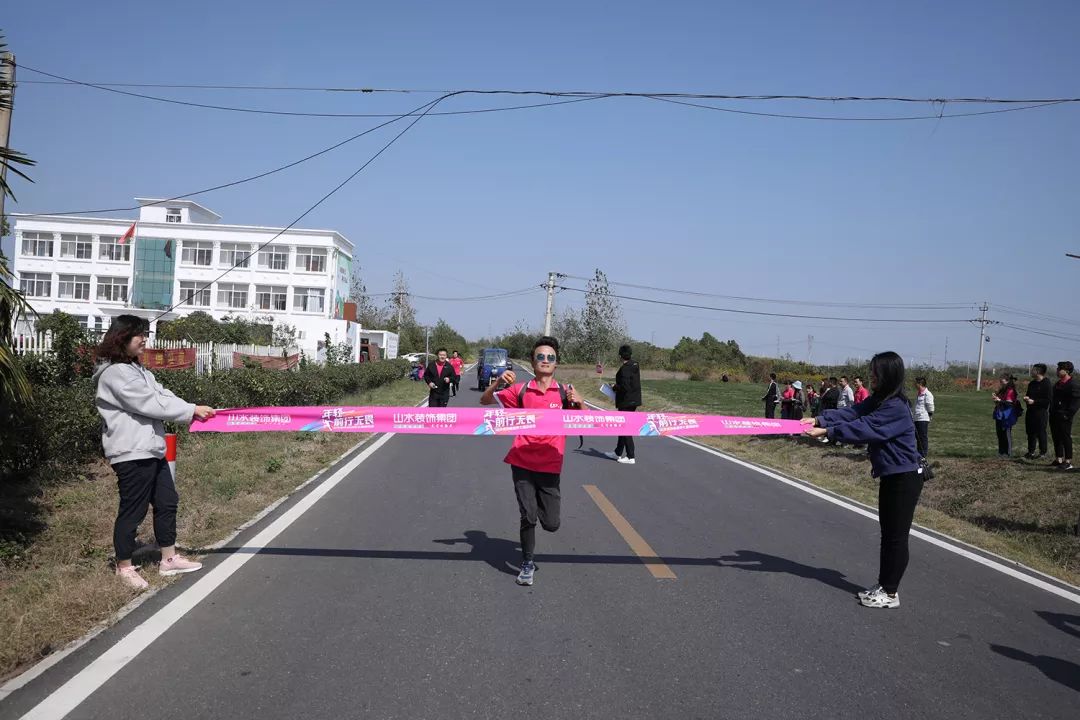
[93,315,216,590]
[802,351,923,609]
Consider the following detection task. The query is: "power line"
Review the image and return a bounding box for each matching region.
[997,322,1080,344]
[993,304,1080,330]
[154,93,447,320]
[554,284,973,323]
[644,95,1071,122]
[558,273,973,310]
[23,94,608,218]
[19,64,1080,123]
[18,71,1080,104]
[18,64,610,118]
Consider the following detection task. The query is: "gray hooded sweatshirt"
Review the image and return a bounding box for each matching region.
[93,362,196,464]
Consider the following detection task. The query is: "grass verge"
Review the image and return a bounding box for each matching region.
[0,376,427,682]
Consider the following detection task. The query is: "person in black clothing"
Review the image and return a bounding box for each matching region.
[762,372,779,419]
[423,348,456,408]
[1049,361,1080,471]
[1023,363,1052,459]
[820,377,841,412]
[606,345,642,465]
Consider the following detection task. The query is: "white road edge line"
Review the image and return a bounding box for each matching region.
[666,435,1080,606]
[14,377,437,720]
[574,392,1080,606]
[18,432,398,720]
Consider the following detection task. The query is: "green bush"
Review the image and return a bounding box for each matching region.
[0,359,410,491]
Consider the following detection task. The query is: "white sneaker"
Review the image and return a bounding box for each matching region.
[860,587,900,609]
[159,555,203,577]
[857,584,882,600]
[616,456,636,465]
[603,451,622,461]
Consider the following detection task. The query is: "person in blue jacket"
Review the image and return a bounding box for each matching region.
[801,351,924,609]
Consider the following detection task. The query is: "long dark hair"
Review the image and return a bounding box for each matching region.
[867,351,909,410]
[97,315,149,365]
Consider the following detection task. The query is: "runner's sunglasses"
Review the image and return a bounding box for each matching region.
[534,353,557,363]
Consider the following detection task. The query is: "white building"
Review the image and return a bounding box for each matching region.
[11,198,361,356]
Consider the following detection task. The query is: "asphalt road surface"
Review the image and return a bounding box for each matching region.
[3,377,1078,719]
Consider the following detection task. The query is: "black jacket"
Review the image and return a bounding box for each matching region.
[762,381,778,403]
[423,360,456,395]
[1025,378,1052,413]
[1051,377,1080,419]
[613,360,642,409]
[820,387,840,411]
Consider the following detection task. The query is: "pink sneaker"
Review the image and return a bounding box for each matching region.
[116,565,149,591]
[159,555,203,577]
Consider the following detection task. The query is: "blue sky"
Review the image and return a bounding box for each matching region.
[3,1,1078,365]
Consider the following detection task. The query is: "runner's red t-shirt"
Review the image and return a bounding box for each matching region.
[450,357,464,375]
[495,380,566,474]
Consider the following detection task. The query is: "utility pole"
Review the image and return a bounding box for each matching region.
[943,337,949,369]
[807,334,813,364]
[543,272,556,336]
[975,302,990,391]
[424,325,430,360]
[776,335,781,357]
[0,52,15,226]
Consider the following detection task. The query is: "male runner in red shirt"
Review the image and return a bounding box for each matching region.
[481,336,583,585]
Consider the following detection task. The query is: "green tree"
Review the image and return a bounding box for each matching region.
[430,319,468,355]
[34,311,94,382]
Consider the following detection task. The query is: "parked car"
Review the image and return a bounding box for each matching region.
[477,347,512,390]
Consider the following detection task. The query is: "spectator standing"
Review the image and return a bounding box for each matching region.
[762,373,779,419]
[837,376,856,409]
[853,376,870,404]
[781,381,805,421]
[912,377,935,459]
[802,351,923,609]
[805,382,819,415]
[449,350,465,397]
[1049,361,1080,471]
[992,374,1022,458]
[1023,364,1052,460]
[424,348,456,408]
[820,378,841,412]
[605,345,642,464]
[780,381,795,420]
[93,315,215,590]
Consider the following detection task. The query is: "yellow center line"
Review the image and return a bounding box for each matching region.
[583,484,677,579]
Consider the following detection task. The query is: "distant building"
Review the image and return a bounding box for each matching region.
[12,198,359,355]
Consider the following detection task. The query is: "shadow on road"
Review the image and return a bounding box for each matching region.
[717,549,864,594]
[989,644,1080,693]
[1036,610,1080,640]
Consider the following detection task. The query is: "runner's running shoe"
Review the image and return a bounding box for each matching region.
[860,587,900,609]
[516,561,535,586]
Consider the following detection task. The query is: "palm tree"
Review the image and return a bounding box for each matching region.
[0,30,36,406]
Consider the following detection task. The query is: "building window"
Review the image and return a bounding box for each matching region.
[296,247,327,273]
[57,274,91,300]
[60,234,94,260]
[181,240,213,266]
[294,287,325,313]
[99,235,132,262]
[97,276,129,303]
[217,282,249,309]
[257,245,289,271]
[255,285,288,311]
[179,281,211,308]
[219,242,252,269]
[20,272,51,297]
[166,207,182,223]
[21,232,54,257]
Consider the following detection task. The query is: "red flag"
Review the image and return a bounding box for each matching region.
[164,239,173,259]
[118,222,136,245]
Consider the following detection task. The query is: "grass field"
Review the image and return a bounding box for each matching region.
[552,366,1080,586]
[0,376,429,682]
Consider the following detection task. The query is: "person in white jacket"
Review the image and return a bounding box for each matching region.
[837,376,856,409]
[94,315,215,590]
[912,377,936,458]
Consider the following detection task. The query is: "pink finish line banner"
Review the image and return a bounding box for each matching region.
[190,406,804,437]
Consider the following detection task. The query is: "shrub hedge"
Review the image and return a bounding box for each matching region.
[0,359,410,496]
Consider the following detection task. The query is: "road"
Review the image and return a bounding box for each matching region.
[3,377,1078,719]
